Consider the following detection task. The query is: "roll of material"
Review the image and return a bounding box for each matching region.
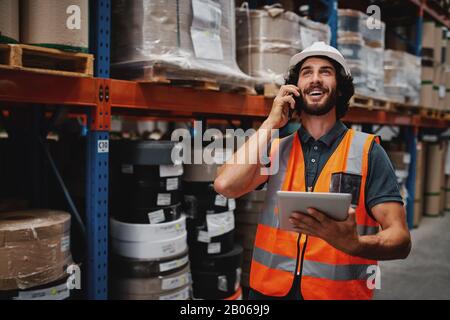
[111,250,189,278]
[236,200,265,214]
[0,275,70,300]
[192,267,241,300]
[114,283,192,300]
[20,0,89,52]
[235,211,260,225]
[223,287,243,300]
[183,182,235,218]
[114,203,183,225]
[0,0,19,43]
[111,140,183,166]
[0,210,72,291]
[445,176,450,211]
[110,215,186,243]
[239,190,266,203]
[121,176,182,192]
[190,244,243,273]
[421,66,435,108]
[414,142,427,227]
[112,231,188,259]
[183,163,219,182]
[120,188,183,210]
[422,21,435,51]
[424,143,445,216]
[112,264,191,295]
[188,229,235,256]
[434,25,443,64]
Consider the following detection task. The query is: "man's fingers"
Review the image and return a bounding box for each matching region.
[280,96,296,110]
[279,85,300,97]
[306,208,328,224]
[291,211,320,228]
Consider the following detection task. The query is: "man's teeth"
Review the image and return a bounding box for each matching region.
[309,91,323,96]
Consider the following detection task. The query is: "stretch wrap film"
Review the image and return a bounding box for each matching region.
[0,210,73,291]
[111,0,253,88]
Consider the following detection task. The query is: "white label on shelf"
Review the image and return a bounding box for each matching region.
[97,140,109,153]
[166,178,179,191]
[215,194,228,207]
[61,236,70,252]
[207,242,221,254]
[403,153,411,165]
[191,0,223,60]
[197,230,211,243]
[148,209,166,224]
[159,164,184,178]
[422,135,438,142]
[14,283,70,300]
[159,285,191,300]
[228,198,236,211]
[159,255,189,273]
[157,193,171,206]
[161,272,190,291]
[206,211,234,238]
[121,164,134,174]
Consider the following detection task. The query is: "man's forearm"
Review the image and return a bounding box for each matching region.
[214,120,276,198]
[353,228,411,261]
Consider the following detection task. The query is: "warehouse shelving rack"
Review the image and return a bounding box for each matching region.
[0,0,449,299]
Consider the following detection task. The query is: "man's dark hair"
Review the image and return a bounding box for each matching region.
[285,55,354,119]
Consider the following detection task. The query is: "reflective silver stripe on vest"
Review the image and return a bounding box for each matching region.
[302,260,374,281]
[252,246,296,274]
[346,131,371,175]
[357,225,379,236]
[259,134,295,228]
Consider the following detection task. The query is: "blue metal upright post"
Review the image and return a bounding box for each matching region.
[326,0,338,48]
[87,0,111,300]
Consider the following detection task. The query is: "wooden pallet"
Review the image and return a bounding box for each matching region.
[113,63,256,95]
[390,101,422,114]
[253,82,280,98]
[0,44,94,77]
[350,94,392,111]
[419,108,446,119]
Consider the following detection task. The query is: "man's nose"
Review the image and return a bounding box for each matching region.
[311,71,322,84]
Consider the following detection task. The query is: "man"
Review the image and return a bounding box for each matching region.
[214,42,411,300]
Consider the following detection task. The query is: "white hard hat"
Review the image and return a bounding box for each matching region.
[289,41,351,76]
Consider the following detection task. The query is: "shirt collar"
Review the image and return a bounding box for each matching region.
[298,121,347,147]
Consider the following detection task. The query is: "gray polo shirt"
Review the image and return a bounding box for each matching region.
[298,121,403,215]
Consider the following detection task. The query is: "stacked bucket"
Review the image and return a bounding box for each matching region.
[183,157,243,300]
[109,140,191,300]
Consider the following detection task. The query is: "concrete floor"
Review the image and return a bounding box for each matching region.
[374,212,450,300]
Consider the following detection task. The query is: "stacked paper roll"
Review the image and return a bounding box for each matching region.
[20,0,89,51]
[0,210,72,291]
[414,142,427,227]
[424,143,446,216]
[0,0,19,43]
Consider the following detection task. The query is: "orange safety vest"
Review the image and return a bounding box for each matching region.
[250,129,380,300]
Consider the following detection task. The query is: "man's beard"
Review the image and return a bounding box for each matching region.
[294,87,337,116]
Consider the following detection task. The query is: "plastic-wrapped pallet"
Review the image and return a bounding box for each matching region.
[111,0,253,90]
[338,9,385,48]
[0,0,19,43]
[384,50,421,105]
[236,4,330,85]
[20,0,89,52]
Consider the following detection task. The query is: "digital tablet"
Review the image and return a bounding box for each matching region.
[277,191,352,232]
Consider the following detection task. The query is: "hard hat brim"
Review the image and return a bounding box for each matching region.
[289,50,352,76]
